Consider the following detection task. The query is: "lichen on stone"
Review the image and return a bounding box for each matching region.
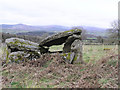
[73,54,78,61]
[63,28,82,34]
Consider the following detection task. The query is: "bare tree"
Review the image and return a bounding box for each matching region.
[96,36,104,43]
[107,20,119,44]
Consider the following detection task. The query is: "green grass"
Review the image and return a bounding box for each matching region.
[83,45,118,63]
[98,78,109,85]
[49,44,118,64]
[107,57,118,67]
[49,44,64,52]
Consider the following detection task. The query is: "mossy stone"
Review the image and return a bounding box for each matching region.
[39,28,82,47]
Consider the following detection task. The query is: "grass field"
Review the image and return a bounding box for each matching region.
[1,44,118,88]
[83,45,118,63]
[50,44,118,63]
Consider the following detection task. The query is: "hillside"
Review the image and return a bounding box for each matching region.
[1,24,107,32]
[1,24,70,34]
[17,31,55,36]
[82,26,108,36]
[1,24,108,38]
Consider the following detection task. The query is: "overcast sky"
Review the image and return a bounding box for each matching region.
[0,0,119,28]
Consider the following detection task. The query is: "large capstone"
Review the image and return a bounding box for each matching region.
[39,29,82,47]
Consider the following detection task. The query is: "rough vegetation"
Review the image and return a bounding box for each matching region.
[1,45,118,88]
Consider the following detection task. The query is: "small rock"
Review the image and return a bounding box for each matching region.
[8,51,30,62]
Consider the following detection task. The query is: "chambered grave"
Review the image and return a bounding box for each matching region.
[5,28,83,64]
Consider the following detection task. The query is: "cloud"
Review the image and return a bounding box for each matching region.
[0,0,119,28]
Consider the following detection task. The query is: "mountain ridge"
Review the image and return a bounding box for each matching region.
[1,24,109,36]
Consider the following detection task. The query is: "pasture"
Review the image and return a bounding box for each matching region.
[50,44,118,63]
[83,45,118,63]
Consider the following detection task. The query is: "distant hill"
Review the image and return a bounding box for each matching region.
[82,26,107,36]
[1,24,70,34]
[1,24,108,37]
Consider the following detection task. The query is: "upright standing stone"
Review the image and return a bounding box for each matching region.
[63,34,81,53]
[71,39,83,64]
